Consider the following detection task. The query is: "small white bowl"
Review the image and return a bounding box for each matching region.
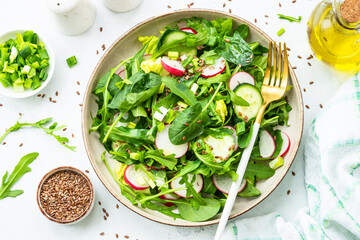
[0,30,55,98]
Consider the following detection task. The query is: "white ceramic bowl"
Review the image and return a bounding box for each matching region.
[0,30,55,98]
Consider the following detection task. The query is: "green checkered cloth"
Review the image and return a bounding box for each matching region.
[222,72,360,240]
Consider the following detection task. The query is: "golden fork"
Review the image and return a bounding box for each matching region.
[214,41,289,240]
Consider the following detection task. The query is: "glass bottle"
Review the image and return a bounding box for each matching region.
[307,0,360,73]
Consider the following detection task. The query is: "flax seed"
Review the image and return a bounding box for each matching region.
[98,201,102,205]
[77,81,80,85]
[320,104,323,108]
[292,66,297,69]
[100,232,105,236]
[303,88,306,92]
[182,136,186,141]
[223,3,226,7]
[292,0,296,3]
[52,100,57,103]
[2,142,6,145]
[229,9,232,13]
[124,235,129,239]
[100,27,103,32]
[297,55,302,59]
[305,105,310,109]
[49,97,52,102]
[265,15,269,18]
[55,91,58,96]
[37,94,41,97]
[116,204,119,209]
[19,143,23,147]
[287,190,291,195]
[79,103,83,107]
[279,2,282,7]
[116,234,119,238]
[254,18,257,23]
[76,91,80,95]
[308,62,312,66]
[72,133,75,138]
[96,50,99,55]
[42,94,45,98]
[167,5,171,8]
[85,170,89,173]
[190,2,194,6]
[309,81,314,85]
[104,216,107,220]
[292,171,296,176]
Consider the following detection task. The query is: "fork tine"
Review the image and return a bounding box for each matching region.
[281,43,289,88]
[275,43,282,87]
[270,41,277,86]
[263,41,272,86]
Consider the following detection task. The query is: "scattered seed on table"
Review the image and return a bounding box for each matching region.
[49,97,52,102]
[100,27,103,32]
[100,232,105,236]
[116,204,119,209]
[101,44,105,51]
[297,55,302,59]
[292,66,297,69]
[37,94,41,97]
[287,190,291,195]
[320,104,323,108]
[305,105,310,109]
[106,212,109,217]
[104,216,107,220]
[264,15,269,18]
[124,236,129,239]
[55,91,58,96]
[265,22,268,25]
[72,133,75,138]
[229,9,232,13]
[85,170,89,173]
[2,142,6,145]
[98,201,102,205]
[19,113,22,116]
[77,81,80,85]
[303,88,306,92]
[308,62,312,66]
[292,0,296,3]
[19,143,23,147]
[190,2,194,6]
[187,4,190,8]
[287,47,291,51]
[116,233,119,238]
[254,18,257,23]
[52,100,57,103]
[63,128,67,131]
[79,103,83,107]
[279,2,282,7]
[42,94,45,98]
[76,91,80,95]
[223,3,226,7]
[292,171,296,176]
[309,81,314,85]
[96,50,99,55]
[307,55,314,60]
[0,103,2,107]
[167,5,171,8]
[102,208,106,213]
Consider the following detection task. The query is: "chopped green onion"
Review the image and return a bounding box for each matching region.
[66,56,77,68]
[38,49,49,60]
[277,28,285,36]
[19,45,31,58]
[277,14,302,23]
[168,51,179,60]
[269,157,284,170]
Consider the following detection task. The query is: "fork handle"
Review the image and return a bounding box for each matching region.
[214,123,260,240]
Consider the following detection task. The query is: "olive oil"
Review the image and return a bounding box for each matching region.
[308,0,360,73]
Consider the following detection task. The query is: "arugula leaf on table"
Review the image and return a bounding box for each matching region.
[277,14,302,23]
[144,149,177,170]
[215,31,253,67]
[176,198,221,222]
[0,117,76,151]
[162,77,197,106]
[0,152,39,200]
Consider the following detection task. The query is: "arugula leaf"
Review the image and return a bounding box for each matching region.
[0,117,76,151]
[176,198,221,222]
[102,126,152,146]
[0,152,39,200]
[197,73,230,87]
[215,31,253,67]
[238,180,261,197]
[125,43,148,78]
[144,149,177,170]
[238,122,254,148]
[162,77,197,106]
[203,176,217,194]
[108,70,162,112]
[277,14,302,23]
[244,161,275,180]
[229,90,250,106]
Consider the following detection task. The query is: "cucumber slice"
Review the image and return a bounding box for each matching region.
[234,83,263,120]
[180,47,197,57]
[157,29,188,50]
[204,133,235,162]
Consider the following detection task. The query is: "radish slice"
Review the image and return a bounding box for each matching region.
[170,174,203,198]
[229,72,255,90]
[180,27,197,34]
[161,56,185,77]
[155,124,188,158]
[159,193,180,200]
[201,57,226,78]
[259,130,276,158]
[279,131,290,157]
[212,174,246,195]
[124,165,151,190]
[224,126,238,151]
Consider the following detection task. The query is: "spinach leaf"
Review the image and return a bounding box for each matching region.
[0,152,39,200]
[229,90,250,106]
[238,180,261,197]
[210,18,232,37]
[144,149,177,170]
[131,105,148,118]
[177,198,221,222]
[162,77,197,106]
[108,70,162,112]
[125,43,148,78]
[238,122,254,148]
[93,72,122,98]
[244,161,275,180]
[235,24,249,38]
[215,31,253,67]
[168,102,206,145]
[102,126,152,146]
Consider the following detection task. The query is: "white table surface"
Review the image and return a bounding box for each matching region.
[0,0,352,239]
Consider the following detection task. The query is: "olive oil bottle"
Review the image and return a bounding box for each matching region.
[308,0,360,73]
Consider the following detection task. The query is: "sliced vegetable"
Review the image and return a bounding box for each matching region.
[155,124,189,158]
[201,57,226,78]
[269,156,284,170]
[180,28,197,34]
[229,71,255,90]
[212,174,246,195]
[124,165,154,190]
[234,83,263,120]
[203,131,235,162]
[259,130,276,158]
[223,126,238,151]
[161,56,185,76]
[279,131,290,157]
[170,174,203,198]
[66,56,77,68]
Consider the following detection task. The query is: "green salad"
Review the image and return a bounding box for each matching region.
[91,17,292,222]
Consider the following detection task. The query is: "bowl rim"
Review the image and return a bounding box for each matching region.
[81,8,304,227]
[0,29,55,99]
[36,166,95,224]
